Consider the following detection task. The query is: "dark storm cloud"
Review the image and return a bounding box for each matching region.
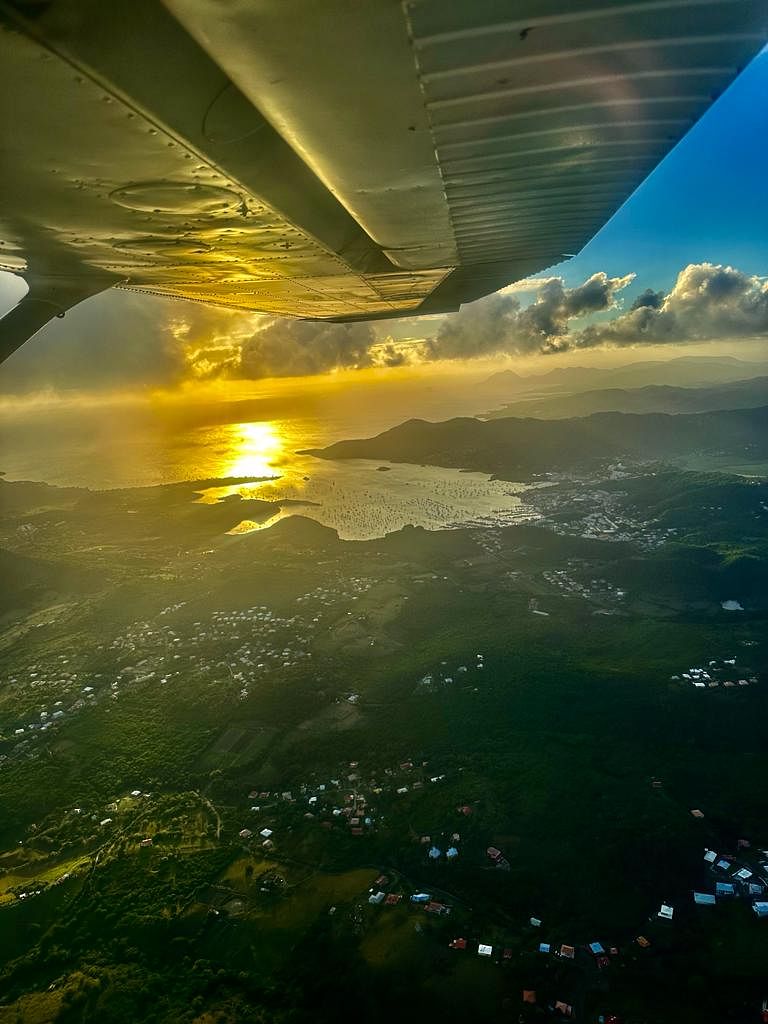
[422,272,633,360]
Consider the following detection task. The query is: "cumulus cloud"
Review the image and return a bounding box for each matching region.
[422,271,634,361]
[568,263,768,351]
[236,318,377,379]
[420,263,768,361]
[497,276,560,295]
[421,293,522,361]
[0,280,397,393]
[0,290,196,394]
[375,341,411,367]
[173,311,259,382]
[630,287,665,311]
[181,317,420,380]
[3,262,766,393]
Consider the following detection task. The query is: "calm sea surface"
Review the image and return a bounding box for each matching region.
[0,375,536,540]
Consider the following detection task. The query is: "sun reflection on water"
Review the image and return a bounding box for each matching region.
[194,415,535,539]
[223,421,285,479]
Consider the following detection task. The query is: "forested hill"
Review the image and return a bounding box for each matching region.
[307,405,768,479]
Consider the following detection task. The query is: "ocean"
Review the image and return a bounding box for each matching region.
[0,371,536,540]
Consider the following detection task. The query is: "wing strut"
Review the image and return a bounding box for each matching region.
[0,276,116,363]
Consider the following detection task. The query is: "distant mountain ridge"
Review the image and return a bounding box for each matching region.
[484,375,768,420]
[307,404,768,481]
[481,355,768,397]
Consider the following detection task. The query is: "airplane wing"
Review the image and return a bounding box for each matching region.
[0,0,765,360]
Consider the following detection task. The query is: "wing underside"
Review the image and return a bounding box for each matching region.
[0,0,765,358]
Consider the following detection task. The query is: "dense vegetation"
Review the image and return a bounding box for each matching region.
[0,452,766,1023]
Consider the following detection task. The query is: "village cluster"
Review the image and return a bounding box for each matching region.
[1,574,377,763]
[234,752,460,852]
[414,652,486,694]
[355,840,768,952]
[351,817,768,1020]
[230,748,768,974]
[699,843,768,918]
[2,649,101,763]
[671,655,758,690]
[539,566,626,605]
